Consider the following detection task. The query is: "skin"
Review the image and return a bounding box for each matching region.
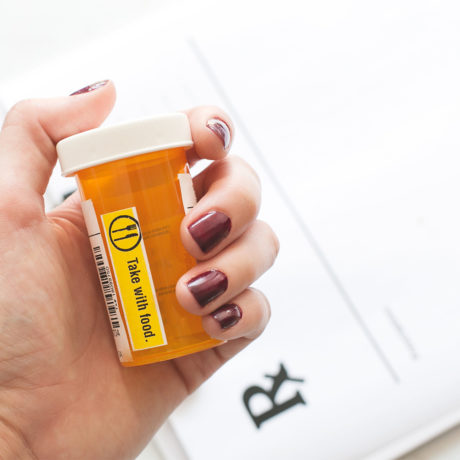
[0,81,279,460]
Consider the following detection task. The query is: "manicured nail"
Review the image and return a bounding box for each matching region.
[188,211,231,253]
[187,269,228,307]
[212,304,242,330]
[207,118,231,150]
[70,80,109,96]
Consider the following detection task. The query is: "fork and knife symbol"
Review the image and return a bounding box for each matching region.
[112,224,139,242]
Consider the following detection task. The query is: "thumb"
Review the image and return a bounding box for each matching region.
[0,80,116,198]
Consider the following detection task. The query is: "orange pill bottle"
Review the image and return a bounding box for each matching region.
[57,114,221,366]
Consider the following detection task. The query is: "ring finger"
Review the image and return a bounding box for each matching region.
[176,220,279,314]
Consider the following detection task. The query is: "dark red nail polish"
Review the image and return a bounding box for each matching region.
[188,211,231,253]
[70,80,109,96]
[212,304,242,330]
[187,269,228,307]
[206,118,231,150]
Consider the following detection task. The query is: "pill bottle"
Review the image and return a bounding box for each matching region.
[57,114,221,366]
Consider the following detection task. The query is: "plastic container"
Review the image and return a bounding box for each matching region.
[57,114,221,366]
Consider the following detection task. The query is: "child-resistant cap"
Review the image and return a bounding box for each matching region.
[56,113,193,176]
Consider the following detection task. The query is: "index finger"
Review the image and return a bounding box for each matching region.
[184,106,234,167]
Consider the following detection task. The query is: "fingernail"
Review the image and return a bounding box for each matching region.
[70,80,109,96]
[187,269,228,307]
[212,303,242,330]
[207,118,231,150]
[188,211,231,253]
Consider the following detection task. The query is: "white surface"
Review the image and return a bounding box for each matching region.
[0,0,161,84]
[1,1,460,459]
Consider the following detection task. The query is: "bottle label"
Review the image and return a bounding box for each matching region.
[81,199,133,362]
[178,172,197,215]
[101,207,167,351]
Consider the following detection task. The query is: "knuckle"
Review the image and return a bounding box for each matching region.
[255,220,280,266]
[204,157,262,220]
[241,252,259,282]
[247,288,271,337]
[254,288,271,323]
[229,170,261,219]
[0,187,43,227]
[241,221,279,282]
[235,186,259,221]
[6,99,37,124]
[269,228,280,262]
[247,262,259,283]
[262,292,272,323]
[232,155,261,188]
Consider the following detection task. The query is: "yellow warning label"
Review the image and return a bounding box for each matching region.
[102,207,167,351]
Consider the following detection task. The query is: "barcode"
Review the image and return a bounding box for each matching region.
[93,245,120,330]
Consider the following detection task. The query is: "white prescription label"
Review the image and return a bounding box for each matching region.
[178,173,197,215]
[81,199,133,362]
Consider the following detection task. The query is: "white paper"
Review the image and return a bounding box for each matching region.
[1,1,460,459]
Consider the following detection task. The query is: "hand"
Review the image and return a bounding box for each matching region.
[0,81,279,460]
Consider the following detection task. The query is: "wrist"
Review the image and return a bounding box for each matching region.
[0,418,36,460]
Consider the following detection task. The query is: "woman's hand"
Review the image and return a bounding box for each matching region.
[0,81,278,460]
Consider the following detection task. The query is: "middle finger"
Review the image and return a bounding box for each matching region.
[176,220,279,314]
[181,155,261,260]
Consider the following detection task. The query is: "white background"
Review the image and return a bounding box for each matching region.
[1,1,460,459]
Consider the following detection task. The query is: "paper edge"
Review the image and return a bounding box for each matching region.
[364,410,460,460]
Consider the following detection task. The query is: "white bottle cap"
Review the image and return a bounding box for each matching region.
[56,113,193,176]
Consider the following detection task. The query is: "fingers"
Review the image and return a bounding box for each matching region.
[176,220,279,340]
[177,220,278,309]
[180,155,261,259]
[0,80,115,199]
[47,190,84,230]
[203,288,271,341]
[184,106,234,167]
[178,108,275,344]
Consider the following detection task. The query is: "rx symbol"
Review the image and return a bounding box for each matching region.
[243,363,306,429]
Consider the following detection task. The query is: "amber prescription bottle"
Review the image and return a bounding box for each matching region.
[57,114,221,366]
